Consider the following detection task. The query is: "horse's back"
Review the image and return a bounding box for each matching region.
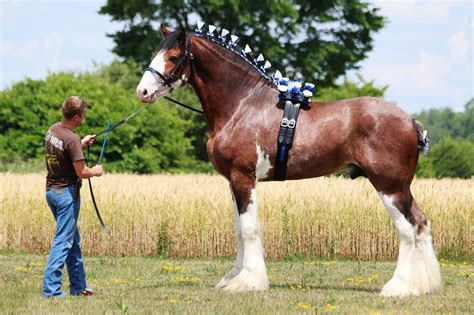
[285,96,419,181]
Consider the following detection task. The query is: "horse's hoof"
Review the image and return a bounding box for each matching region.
[380,277,421,297]
[215,270,269,292]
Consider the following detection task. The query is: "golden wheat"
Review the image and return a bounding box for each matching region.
[1,173,472,259]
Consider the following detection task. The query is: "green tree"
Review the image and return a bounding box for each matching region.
[0,69,198,173]
[413,99,474,145]
[99,0,385,89]
[429,138,474,179]
[416,138,474,179]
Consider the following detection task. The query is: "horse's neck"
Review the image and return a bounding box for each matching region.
[189,37,275,134]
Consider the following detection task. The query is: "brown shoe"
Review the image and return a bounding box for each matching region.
[80,289,97,296]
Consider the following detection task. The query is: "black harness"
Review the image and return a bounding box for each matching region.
[274,88,311,181]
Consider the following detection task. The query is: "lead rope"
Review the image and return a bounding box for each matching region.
[87,120,110,235]
[87,88,203,234]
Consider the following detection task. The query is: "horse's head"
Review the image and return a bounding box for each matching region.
[137,25,190,103]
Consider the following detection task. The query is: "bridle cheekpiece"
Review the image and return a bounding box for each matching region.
[145,37,194,93]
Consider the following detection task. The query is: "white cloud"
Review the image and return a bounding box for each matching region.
[412,52,450,89]
[363,51,450,90]
[373,0,451,22]
[449,30,471,60]
[1,33,63,59]
[0,32,108,88]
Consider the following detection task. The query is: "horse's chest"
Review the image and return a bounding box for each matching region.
[207,128,260,175]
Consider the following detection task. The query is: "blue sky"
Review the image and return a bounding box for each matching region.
[1,0,472,114]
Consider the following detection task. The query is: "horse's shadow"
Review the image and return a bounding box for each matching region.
[131,282,379,293]
[271,283,379,293]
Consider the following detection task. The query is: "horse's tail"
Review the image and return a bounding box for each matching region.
[414,119,430,155]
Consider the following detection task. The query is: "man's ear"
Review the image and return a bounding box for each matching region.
[178,26,186,47]
[160,24,171,37]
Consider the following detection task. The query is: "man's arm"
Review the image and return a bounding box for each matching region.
[73,160,103,179]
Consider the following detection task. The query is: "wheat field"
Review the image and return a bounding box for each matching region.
[1,173,472,259]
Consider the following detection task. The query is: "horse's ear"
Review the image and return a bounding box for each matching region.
[178,26,186,47]
[160,24,171,37]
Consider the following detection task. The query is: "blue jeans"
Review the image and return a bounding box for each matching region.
[43,185,89,297]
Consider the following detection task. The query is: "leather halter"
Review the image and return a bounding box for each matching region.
[146,37,194,93]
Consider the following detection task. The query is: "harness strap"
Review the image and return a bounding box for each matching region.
[274,100,302,181]
[163,96,203,114]
[146,66,173,89]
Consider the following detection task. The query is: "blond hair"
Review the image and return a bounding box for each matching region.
[61,96,88,120]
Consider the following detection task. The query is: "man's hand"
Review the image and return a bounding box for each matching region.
[73,161,104,179]
[82,135,96,148]
[92,165,104,177]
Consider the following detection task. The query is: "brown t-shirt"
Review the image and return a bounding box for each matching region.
[45,122,84,189]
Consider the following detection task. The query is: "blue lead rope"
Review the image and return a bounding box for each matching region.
[98,120,110,165]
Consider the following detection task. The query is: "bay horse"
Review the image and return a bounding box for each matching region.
[136,25,441,297]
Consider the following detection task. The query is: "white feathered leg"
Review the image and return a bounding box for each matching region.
[216,188,269,291]
[215,189,244,288]
[379,192,442,297]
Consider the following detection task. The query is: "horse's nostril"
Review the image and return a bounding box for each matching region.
[142,88,148,96]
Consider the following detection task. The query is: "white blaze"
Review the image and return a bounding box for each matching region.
[137,51,167,99]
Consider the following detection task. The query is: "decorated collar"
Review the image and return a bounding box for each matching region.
[194,22,315,102]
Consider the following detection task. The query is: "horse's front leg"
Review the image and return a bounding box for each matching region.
[215,172,269,291]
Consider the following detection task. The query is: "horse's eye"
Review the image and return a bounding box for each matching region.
[169,56,178,63]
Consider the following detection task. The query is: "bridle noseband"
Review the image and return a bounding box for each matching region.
[146,37,194,93]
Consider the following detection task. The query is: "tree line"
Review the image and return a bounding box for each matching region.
[1,1,472,177]
[0,60,472,178]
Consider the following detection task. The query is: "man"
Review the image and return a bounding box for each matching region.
[43,96,103,298]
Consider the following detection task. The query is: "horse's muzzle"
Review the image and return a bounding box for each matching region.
[137,87,158,103]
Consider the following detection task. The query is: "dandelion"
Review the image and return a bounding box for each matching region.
[111,277,128,284]
[160,265,190,272]
[324,303,337,311]
[347,276,365,284]
[173,276,201,282]
[296,302,315,310]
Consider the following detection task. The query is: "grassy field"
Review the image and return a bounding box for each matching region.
[0,254,472,313]
[1,173,472,259]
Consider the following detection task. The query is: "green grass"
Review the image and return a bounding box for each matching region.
[0,254,472,313]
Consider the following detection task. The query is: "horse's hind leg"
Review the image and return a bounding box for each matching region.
[377,190,442,296]
[215,172,269,291]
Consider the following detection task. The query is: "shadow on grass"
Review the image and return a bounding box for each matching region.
[271,283,380,293]
[130,282,379,294]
